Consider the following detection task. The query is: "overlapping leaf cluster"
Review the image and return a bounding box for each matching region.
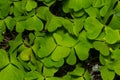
[0,0,120,80]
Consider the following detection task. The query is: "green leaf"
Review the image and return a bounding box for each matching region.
[26,16,43,31]
[72,77,84,80]
[42,57,64,68]
[73,18,84,36]
[36,6,52,20]
[105,27,120,44]
[100,6,109,17]
[69,64,85,76]
[9,33,23,54]
[4,16,16,31]
[109,14,120,29]
[0,20,6,32]
[93,41,109,56]
[85,7,99,18]
[0,64,25,80]
[19,48,33,61]
[92,0,104,8]
[24,71,44,80]
[75,31,92,60]
[100,66,115,80]
[0,49,9,69]
[43,67,58,77]
[111,49,120,60]
[0,0,10,18]
[84,17,103,39]
[45,16,63,32]
[16,21,26,33]
[84,70,91,80]
[51,46,71,61]
[0,34,4,42]
[62,19,74,34]
[46,77,61,80]
[37,36,56,58]
[53,33,77,47]
[26,0,37,11]
[113,60,120,75]
[66,48,76,65]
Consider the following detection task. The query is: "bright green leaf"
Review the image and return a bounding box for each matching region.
[93,41,109,56]
[26,0,37,11]
[84,17,103,39]
[37,36,56,58]
[100,66,115,80]
[51,46,70,61]
[105,27,120,44]
[66,48,76,65]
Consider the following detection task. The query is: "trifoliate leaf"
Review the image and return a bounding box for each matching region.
[51,46,70,61]
[84,17,103,39]
[105,27,120,44]
[16,21,26,33]
[111,49,120,60]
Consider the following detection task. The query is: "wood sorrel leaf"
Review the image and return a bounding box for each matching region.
[51,46,70,61]
[26,0,37,11]
[0,49,9,69]
[84,17,103,39]
[37,36,56,58]
[105,27,120,44]
[93,41,109,56]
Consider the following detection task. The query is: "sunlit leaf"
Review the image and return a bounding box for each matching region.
[37,36,56,58]
[51,46,70,61]
[93,41,109,56]
[105,27,120,44]
[84,17,103,39]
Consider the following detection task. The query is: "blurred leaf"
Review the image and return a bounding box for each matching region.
[51,46,70,61]
[105,27,120,44]
[111,49,120,60]
[24,71,44,80]
[4,16,16,31]
[26,0,37,11]
[93,41,109,56]
[84,17,103,39]
[26,16,43,31]
[100,66,115,80]
[0,64,25,80]
[75,31,92,60]
[66,48,76,65]
[37,36,56,58]
[53,33,77,47]
[42,57,64,68]
[19,48,33,61]
[69,64,85,76]
[43,67,58,77]
[0,49,9,69]
[16,21,26,33]
[109,14,120,29]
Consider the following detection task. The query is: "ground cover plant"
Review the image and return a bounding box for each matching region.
[0,0,120,80]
